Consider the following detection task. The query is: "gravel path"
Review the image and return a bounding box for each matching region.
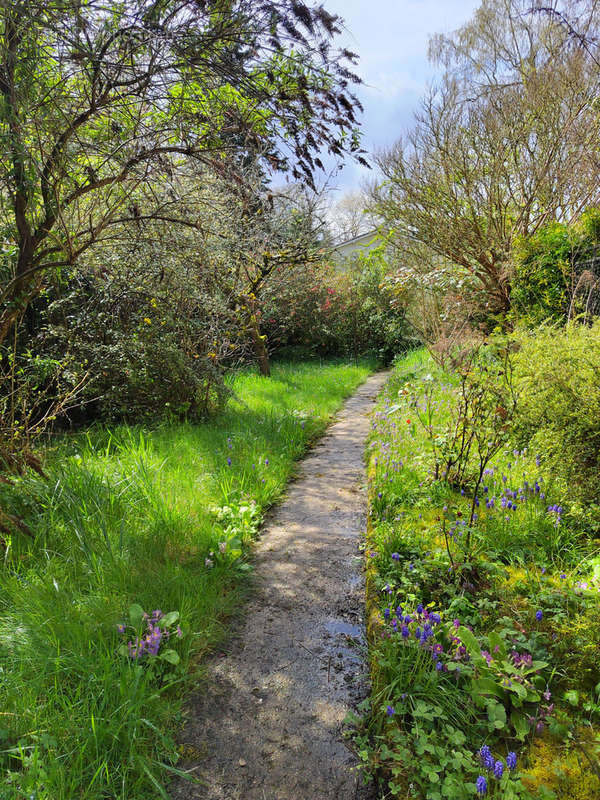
[171,372,389,800]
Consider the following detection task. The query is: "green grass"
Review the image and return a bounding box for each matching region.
[0,359,374,799]
[359,349,600,800]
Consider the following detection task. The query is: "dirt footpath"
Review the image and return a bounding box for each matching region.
[171,372,389,800]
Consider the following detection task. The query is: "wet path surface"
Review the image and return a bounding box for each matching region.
[171,372,389,800]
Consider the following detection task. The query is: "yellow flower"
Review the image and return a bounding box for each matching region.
[143,317,152,325]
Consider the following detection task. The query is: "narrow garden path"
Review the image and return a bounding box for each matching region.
[171,371,389,800]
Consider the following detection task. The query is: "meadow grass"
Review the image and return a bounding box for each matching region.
[0,358,373,800]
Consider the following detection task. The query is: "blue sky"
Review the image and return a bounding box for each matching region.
[321,0,482,194]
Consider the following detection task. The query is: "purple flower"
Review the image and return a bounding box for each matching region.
[265,458,269,466]
[384,608,391,620]
[391,552,400,561]
[493,760,504,779]
[227,458,231,466]
[117,624,125,634]
[476,775,487,795]
[479,745,494,771]
[535,610,543,621]
[386,705,395,716]
[401,625,409,638]
[506,752,517,771]
[416,603,424,614]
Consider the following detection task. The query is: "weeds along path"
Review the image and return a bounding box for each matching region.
[171,371,389,800]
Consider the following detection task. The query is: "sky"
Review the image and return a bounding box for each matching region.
[320,0,482,195]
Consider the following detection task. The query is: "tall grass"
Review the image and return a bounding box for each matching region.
[0,359,374,799]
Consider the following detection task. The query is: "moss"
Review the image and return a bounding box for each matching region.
[522,731,600,800]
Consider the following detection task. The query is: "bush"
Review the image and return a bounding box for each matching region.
[260,256,415,362]
[512,321,600,505]
[38,264,237,424]
[511,209,600,326]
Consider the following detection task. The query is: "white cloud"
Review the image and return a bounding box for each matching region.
[320,0,482,191]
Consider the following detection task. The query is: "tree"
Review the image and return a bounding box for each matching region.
[371,0,600,320]
[214,174,332,375]
[0,0,365,347]
[329,189,373,242]
[0,0,366,466]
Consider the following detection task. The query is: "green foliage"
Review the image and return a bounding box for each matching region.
[512,321,600,506]
[0,359,371,799]
[511,223,572,324]
[261,255,414,363]
[511,209,600,325]
[361,350,600,799]
[40,278,231,423]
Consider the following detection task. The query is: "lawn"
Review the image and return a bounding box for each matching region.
[357,349,600,800]
[0,359,373,800]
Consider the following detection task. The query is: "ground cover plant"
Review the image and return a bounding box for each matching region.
[357,347,600,800]
[0,359,372,799]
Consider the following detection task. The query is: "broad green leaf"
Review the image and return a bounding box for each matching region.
[564,689,579,706]
[160,611,179,627]
[472,677,504,699]
[129,603,145,629]
[511,710,530,740]
[488,631,507,659]
[457,626,484,662]
[159,649,180,665]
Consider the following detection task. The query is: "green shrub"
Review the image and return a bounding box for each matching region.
[512,321,600,505]
[38,268,235,424]
[511,209,600,326]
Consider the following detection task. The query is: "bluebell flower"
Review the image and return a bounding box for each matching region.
[506,752,517,771]
[535,610,543,621]
[391,552,400,561]
[476,775,487,795]
[384,608,390,620]
[386,705,395,716]
[416,603,424,614]
[494,760,504,779]
[401,625,409,638]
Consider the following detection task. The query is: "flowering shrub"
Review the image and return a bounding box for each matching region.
[260,259,414,362]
